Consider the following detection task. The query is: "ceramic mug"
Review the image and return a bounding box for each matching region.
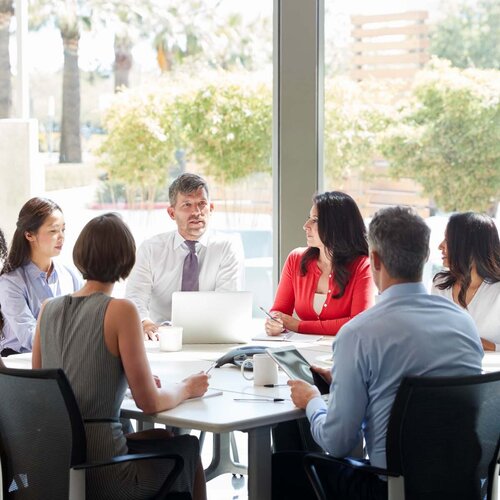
[241,353,278,386]
[158,326,183,352]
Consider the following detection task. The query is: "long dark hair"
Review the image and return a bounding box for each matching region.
[300,191,368,298]
[434,212,500,308]
[0,228,6,267]
[1,197,63,275]
[0,228,7,331]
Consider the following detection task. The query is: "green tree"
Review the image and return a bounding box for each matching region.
[378,60,500,213]
[29,0,88,162]
[323,77,396,185]
[97,75,272,206]
[97,84,181,207]
[0,0,13,118]
[430,0,500,69]
[181,78,272,183]
[153,0,271,73]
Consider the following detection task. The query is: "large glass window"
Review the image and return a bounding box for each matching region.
[324,0,499,287]
[23,1,273,313]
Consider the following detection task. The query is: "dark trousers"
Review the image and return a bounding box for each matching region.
[272,451,388,500]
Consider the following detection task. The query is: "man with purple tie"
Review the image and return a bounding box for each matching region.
[126,173,243,339]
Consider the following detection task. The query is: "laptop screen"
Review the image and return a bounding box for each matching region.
[171,291,253,344]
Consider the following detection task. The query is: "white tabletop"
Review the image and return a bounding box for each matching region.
[5,346,500,500]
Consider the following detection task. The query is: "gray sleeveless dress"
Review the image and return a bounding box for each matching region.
[40,292,198,499]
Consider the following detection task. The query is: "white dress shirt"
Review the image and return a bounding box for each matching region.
[125,230,243,323]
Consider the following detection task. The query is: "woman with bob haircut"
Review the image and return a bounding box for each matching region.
[432,212,500,351]
[265,191,375,336]
[0,197,81,356]
[32,213,209,500]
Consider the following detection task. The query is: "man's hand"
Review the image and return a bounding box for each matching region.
[142,319,159,340]
[288,379,320,409]
[311,364,332,385]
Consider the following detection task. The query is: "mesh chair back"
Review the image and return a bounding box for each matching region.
[0,367,86,500]
[387,372,500,500]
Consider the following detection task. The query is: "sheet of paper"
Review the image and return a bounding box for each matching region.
[184,389,223,402]
[252,332,323,343]
[125,388,223,401]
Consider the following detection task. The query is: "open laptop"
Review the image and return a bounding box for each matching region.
[171,291,253,343]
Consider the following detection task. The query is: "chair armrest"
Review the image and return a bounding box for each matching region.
[73,452,183,470]
[305,452,399,478]
[73,452,185,497]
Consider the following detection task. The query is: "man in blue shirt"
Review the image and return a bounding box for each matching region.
[273,206,483,500]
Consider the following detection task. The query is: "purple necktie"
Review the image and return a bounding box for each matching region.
[181,240,199,291]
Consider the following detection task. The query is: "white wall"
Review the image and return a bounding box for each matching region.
[0,119,44,241]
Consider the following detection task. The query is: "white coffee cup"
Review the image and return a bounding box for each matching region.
[158,326,183,352]
[241,353,278,386]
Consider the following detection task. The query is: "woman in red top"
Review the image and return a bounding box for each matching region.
[265,191,375,336]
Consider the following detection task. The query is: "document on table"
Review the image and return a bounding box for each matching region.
[252,332,323,343]
[125,388,223,401]
[184,389,223,402]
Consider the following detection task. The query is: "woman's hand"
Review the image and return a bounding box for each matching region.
[183,372,209,399]
[265,312,285,336]
[153,375,161,388]
[279,312,300,333]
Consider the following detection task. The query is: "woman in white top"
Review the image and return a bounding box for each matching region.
[432,212,500,351]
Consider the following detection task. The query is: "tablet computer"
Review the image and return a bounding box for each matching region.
[266,346,330,394]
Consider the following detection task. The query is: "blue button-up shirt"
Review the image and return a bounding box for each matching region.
[306,282,483,470]
[0,261,82,353]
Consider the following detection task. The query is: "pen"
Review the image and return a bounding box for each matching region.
[205,362,217,375]
[264,384,288,388]
[233,398,285,402]
[259,306,282,324]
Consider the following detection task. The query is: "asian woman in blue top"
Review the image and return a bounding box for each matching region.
[0,197,82,356]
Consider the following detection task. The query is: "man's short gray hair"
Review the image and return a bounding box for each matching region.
[168,173,209,206]
[368,206,430,282]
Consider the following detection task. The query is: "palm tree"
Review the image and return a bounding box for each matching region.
[0,0,13,118]
[29,0,83,162]
[58,2,81,162]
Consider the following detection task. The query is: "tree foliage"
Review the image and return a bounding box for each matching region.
[180,79,272,183]
[97,87,180,207]
[378,60,500,213]
[430,0,500,69]
[323,77,397,184]
[97,74,271,203]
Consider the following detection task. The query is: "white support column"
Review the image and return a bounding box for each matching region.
[0,119,43,240]
[15,0,29,119]
[0,0,41,241]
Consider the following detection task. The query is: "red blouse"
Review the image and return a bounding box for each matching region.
[271,249,375,336]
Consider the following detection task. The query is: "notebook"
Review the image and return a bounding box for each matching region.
[171,291,253,344]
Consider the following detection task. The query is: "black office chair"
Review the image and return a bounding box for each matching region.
[0,366,189,499]
[304,372,500,500]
